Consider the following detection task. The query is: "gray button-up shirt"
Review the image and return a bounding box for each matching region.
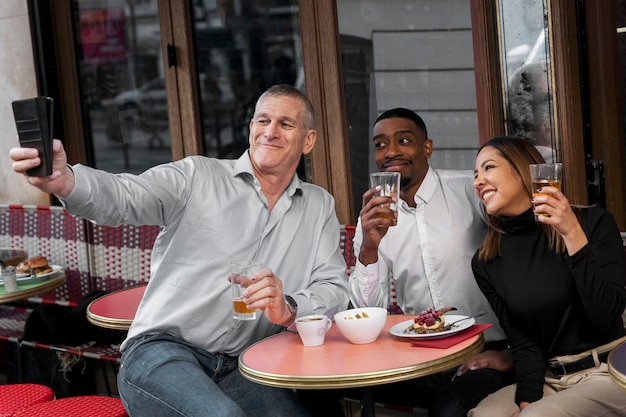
[62,151,349,355]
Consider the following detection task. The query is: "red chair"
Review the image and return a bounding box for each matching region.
[0,384,54,417]
[13,396,128,417]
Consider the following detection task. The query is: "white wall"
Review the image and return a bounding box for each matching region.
[0,0,49,205]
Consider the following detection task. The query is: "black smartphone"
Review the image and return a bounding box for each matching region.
[12,96,54,177]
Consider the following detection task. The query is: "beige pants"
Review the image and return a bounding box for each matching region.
[468,363,626,417]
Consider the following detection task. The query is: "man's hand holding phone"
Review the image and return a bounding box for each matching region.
[12,96,54,177]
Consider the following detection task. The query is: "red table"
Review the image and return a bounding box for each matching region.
[86,284,146,330]
[239,315,484,416]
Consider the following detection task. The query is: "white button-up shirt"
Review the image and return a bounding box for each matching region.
[349,167,505,342]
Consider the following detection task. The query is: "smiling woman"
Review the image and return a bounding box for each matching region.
[471,136,626,416]
[473,138,538,218]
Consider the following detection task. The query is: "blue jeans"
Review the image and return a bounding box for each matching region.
[117,332,311,417]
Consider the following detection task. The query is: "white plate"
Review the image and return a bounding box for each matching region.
[389,314,475,339]
[1,265,62,286]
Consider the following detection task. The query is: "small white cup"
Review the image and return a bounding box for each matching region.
[295,314,332,347]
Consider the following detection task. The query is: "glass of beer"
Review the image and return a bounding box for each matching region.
[231,260,263,320]
[530,163,563,218]
[369,172,401,224]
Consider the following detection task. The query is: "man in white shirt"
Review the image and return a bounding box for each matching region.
[349,108,514,416]
[351,109,501,338]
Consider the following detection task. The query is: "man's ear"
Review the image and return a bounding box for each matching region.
[302,130,317,155]
[424,138,434,158]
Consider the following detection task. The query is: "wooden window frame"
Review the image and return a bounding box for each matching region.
[48,2,88,166]
[582,0,625,227]
[298,0,354,225]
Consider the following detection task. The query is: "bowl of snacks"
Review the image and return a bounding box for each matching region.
[334,307,388,344]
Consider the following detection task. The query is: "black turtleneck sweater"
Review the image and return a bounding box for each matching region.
[472,207,626,405]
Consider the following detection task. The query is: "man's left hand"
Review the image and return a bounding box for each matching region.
[241,268,292,324]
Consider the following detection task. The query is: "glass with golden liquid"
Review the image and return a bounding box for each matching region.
[369,172,401,224]
[231,260,263,320]
[530,163,563,218]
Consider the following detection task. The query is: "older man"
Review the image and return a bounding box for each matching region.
[11,85,349,417]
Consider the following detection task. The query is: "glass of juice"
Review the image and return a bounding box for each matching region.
[231,260,263,320]
[530,163,563,218]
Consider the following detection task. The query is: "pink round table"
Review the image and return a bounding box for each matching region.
[86,284,146,330]
[239,314,484,388]
[240,314,484,417]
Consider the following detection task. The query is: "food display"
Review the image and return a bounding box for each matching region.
[15,261,32,275]
[18,256,53,277]
[404,306,457,334]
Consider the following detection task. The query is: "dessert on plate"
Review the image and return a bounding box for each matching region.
[404,306,456,334]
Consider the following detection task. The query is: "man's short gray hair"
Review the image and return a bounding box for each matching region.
[254,84,315,130]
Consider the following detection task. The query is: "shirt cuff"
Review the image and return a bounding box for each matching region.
[59,164,91,207]
[355,260,379,283]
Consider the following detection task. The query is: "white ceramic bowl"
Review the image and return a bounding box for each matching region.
[334,307,388,344]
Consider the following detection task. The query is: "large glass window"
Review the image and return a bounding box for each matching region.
[73,0,172,174]
[337,0,479,218]
[498,0,556,163]
[191,0,305,170]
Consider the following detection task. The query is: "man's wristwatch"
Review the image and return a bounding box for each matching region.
[282,294,298,327]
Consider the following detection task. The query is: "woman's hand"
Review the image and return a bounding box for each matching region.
[511,401,530,417]
[454,348,513,378]
[532,186,588,254]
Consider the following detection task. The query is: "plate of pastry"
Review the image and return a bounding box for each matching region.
[390,313,475,339]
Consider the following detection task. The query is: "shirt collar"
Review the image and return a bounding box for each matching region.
[233,150,303,197]
[414,166,437,204]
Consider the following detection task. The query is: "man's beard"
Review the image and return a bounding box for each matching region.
[400,176,411,189]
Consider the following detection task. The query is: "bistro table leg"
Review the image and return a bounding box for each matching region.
[360,386,376,417]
